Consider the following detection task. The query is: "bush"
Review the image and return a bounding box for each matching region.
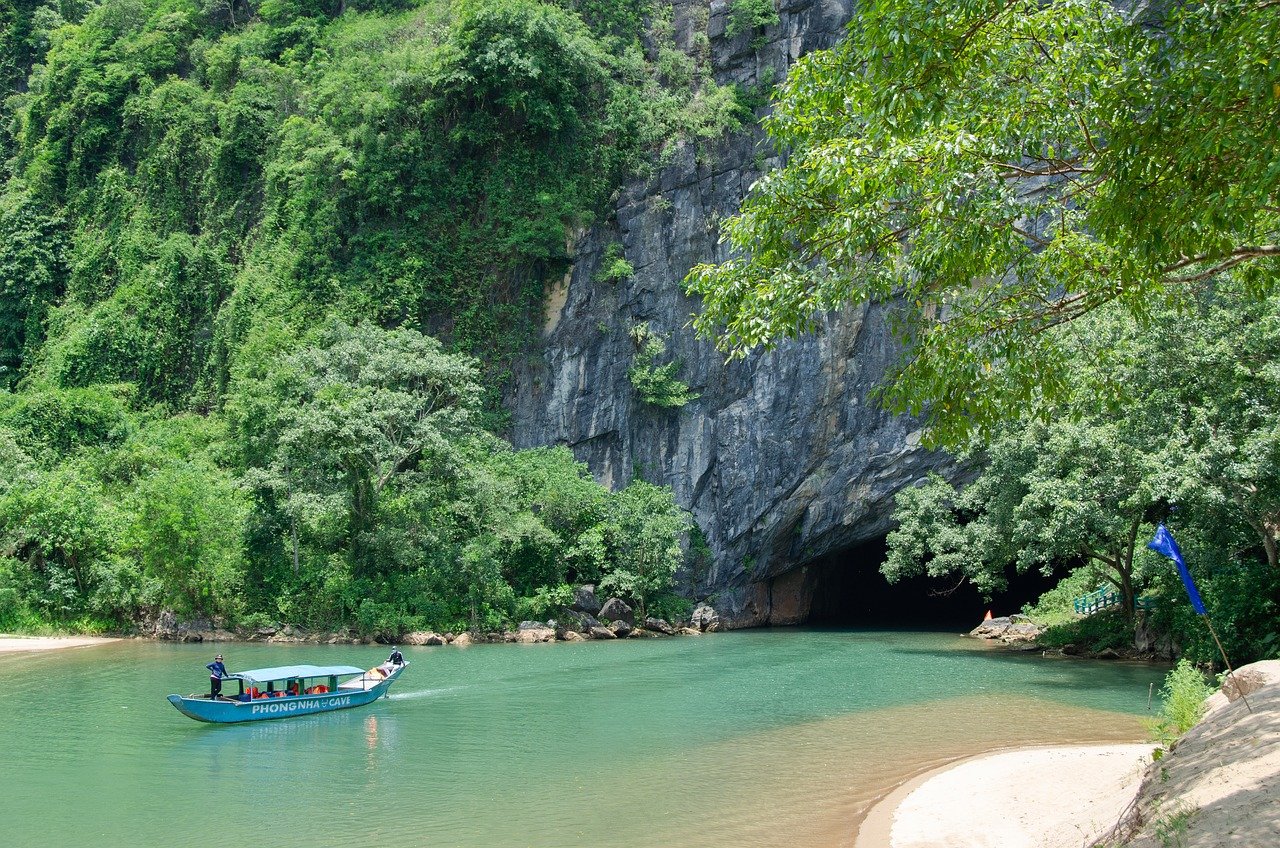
[1146,659,1213,745]
[725,0,778,41]
[1036,607,1132,652]
[645,592,692,623]
[1022,567,1098,628]
[627,324,698,408]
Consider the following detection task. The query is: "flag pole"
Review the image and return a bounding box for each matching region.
[1202,615,1253,714]
[1147,523,1253,715]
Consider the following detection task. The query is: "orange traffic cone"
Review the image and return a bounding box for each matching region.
[983,610,993,621]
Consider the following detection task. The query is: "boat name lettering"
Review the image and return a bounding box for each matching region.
[250,695,352,715]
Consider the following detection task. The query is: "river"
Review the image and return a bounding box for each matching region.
[0,630,1165,847]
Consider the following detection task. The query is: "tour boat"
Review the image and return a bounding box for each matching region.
[167,660,407,724]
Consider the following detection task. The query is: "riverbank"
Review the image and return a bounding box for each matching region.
[855,660,1280,848]
[1100,663,1280,847]
[59,593,722,647]
[0,634,120,652]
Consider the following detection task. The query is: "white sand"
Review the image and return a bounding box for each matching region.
[0,635,120,652]
[856,744,1151,848]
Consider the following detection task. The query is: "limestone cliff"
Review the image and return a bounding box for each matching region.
[509,0,963,626]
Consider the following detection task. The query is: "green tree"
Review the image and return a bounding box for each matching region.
[233,320,482,575]
[599,480,690,618]
[687,0,1280,445]
[886,421,1165,616]
[126,458,248,618]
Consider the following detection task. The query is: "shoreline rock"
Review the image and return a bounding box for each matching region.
[968,614,1043,645]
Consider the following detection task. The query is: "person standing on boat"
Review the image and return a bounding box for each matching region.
[388,647,404,665]
[206,654,227,700]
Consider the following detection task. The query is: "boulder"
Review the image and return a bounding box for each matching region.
[690,603,721,632]
[1096,647,1122,660]
[451,632,474,647]
[611,619,634,638]
[403,631,440,646]
[562,630,586,642]
[589,625,616,640]
[572,584,602,616]
[677,627,703,636]
[1221,660,1280,702]
[425,633,447,646]
[515,626,557,644]
[969,616,1013,639]
[598,597,635,625]
[969,616,1043,644]
[557,609,599,632]
[644,617,675,635]
[1001,622,1042,643]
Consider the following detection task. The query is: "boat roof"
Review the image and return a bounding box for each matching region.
[231,664,366,683]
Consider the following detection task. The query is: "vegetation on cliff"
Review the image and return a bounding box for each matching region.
[0,0,739,636]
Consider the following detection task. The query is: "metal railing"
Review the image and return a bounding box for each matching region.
[1073,586,1157,615]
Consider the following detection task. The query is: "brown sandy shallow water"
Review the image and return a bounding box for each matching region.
[654,694,1149,848]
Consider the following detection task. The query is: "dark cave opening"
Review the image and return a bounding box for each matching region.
[800,536,1060,629]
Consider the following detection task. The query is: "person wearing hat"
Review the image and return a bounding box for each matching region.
[387,647,404,666]
[206,654,228,700]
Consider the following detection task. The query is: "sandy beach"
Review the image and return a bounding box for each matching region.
[0,634,121,652]
[855,743,1151,848]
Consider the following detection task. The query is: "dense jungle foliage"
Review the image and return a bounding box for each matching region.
[885,284,1280,665]
[0,0,744,635]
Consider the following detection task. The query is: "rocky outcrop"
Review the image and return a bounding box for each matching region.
[147,610,235,643]
[970,615,1043,645]
[514,625,557,644]
[508,0,963,627]
[644,617,676,635]
[690,603,721,632]
[403,631,448,646]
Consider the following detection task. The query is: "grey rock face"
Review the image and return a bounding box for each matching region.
[509,0,963,627]
[598,597,635,625]
[572,584,601,616]
[690,603,721,632]
[644,617,676,635]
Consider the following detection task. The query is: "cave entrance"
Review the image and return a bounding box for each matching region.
[796,536,1059,629]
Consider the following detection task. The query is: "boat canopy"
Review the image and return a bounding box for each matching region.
[231,664,366,683]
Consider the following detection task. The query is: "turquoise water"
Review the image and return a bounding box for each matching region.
[0,630,1165,847]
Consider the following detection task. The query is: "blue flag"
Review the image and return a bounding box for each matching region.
[1147,524,1206,615]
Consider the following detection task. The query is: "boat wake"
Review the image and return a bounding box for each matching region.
[386,686,463,701]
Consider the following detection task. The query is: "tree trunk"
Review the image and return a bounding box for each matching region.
[1117,518,1142,619]
[291,517,300,576]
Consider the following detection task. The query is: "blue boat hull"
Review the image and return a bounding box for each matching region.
[167,665,405,724]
